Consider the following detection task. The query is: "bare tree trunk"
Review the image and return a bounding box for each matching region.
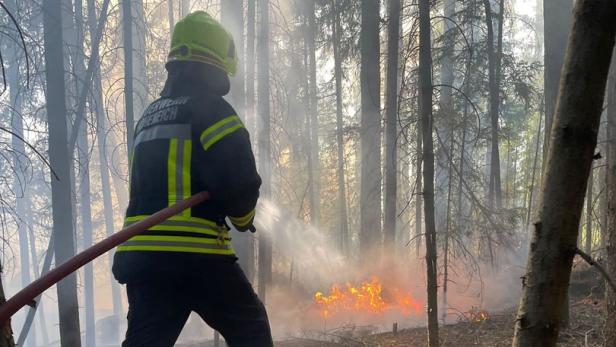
[257,0,272,302]
[606,49,616,347]
[71,1,96,344]
[132,0,149,119]
[435,0,455,236]
[359,0,382,263]
[419,0,439,345]
[221,0,245,113]
[332,0,349,255]
[6,7,33,344]
[438,0,455,321]
[306,0,321,226]
[525,111,543,232]
[484,0,503,209]
[246,0,256,138]
[512,1,616,345]
[221,0,255,283]
[43,0,82,344]
[542,0,573,163]
[180,0,190,17]
[384,0,400,254]
[122,0,135,157]
[168,0,175,38]
[415,121,423,258]
[586,170,594,254]
[85,2,123,339]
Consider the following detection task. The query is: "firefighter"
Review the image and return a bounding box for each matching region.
[112,11,273,347]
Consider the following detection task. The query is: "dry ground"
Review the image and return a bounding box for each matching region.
[275,299,604,347]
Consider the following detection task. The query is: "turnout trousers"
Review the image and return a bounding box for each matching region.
[121,262,273,347]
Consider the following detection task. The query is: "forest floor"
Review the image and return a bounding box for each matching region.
[275,299,603,346]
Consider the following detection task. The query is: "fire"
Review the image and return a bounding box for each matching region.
[314,277,423,318]
[465,307,490,322]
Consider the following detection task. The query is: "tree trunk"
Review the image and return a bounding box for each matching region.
[332,0,349,255]
[606,48,616,347]
[257,0,272,302]
[586,169,594,254]
[359,0,382,263]
[415,119,423,258]
[542,0,573,163]
[221,0,255,283]
[384,0,400,254]
[43,0,82,345]
[71,1,96,344]
[526,111,543,232]
[419,0,439,345]
[246,0,256,137]
[484,0,503,209]
[180,0,190,17]
[512,1,616,345]
[168,0,175,39]
[86,2,123,339]
[131,0,149,120]
[306,0,321,226]
[435,0,455,233]
[7,26,33,347]
[122,0,135,157]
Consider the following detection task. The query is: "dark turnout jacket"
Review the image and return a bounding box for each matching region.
[113,63,261,283]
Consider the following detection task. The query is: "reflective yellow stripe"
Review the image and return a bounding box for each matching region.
[203,124,243,151]
[124,215,227,238]
[200,115,240,140]
[199,115,244,151]
[118,234,235,255]
[117,245,235,255]
[125,215,218,227]
[167,138,178,205]
[182,140,192,217]
[229,209,256,227]
[128,235,231,245]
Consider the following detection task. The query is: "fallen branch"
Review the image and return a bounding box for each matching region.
[575,247,616,293]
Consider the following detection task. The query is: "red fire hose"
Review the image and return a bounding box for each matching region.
[0,191,210,326]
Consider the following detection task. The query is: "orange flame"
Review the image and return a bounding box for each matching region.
[314,277,423,318]
[465,307,490,322]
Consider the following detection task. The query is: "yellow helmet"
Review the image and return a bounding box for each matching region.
[168,11,237,76]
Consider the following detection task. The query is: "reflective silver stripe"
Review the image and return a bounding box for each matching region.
[200,117,243,149]
[121,240,232,250]
[135,124,191,146]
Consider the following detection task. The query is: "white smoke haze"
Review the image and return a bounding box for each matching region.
[253,200,527,341]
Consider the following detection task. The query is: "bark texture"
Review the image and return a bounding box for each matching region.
[513,1,616,345]
[606,49,616,347]
[543,0,573,162]
[359,0,382,262]
[257,0,272,302]
[332,0,349,255]
[419,0,439,345]
[384,0,400,252]
[43,0,82,345]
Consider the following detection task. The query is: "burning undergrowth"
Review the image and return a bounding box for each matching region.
[255,200,527,339]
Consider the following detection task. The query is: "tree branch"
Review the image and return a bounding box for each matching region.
[575,247,616,293]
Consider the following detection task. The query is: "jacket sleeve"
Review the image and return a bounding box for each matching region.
[196,98,261,231]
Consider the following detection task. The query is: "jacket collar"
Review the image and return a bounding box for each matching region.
[160,61,230,98]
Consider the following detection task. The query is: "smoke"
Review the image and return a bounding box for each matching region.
[254,199,528,338]
[255,199,347,290]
